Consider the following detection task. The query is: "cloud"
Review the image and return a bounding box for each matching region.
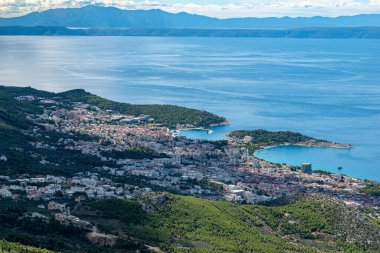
[1,0,380,18]
[370,0,380,6]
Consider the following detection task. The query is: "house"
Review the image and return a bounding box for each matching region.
[301,163,313,174]
[0,189,12,198]
[48,201,66,212]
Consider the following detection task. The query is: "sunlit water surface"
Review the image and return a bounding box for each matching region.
[0,36,379,181]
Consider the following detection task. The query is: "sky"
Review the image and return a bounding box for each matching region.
[1,0,380,18]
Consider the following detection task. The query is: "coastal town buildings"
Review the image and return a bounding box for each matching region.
[1,96,379,227]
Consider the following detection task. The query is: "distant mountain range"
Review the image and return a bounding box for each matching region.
[1,5,380,29]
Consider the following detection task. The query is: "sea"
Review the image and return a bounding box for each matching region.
[0,36,379,181]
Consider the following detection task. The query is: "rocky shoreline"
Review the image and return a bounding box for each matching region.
[226,129,353,150]
[209,120,230,127]
[295,139,353,149]
[173,120,230,136]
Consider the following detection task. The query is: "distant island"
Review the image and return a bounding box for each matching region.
[2,26,380,39]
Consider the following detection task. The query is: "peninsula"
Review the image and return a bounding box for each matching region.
[227,129,352,154]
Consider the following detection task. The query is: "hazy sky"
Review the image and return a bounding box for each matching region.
[1,0,380,18]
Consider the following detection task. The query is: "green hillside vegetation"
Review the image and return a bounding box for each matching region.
[0,86,226,128]
[0,86,48,175]
[228,129,323,153]
[59,89,226,128]
[0,87,44,130]
[229,129,317,145]
[360,183,380,196]
[0,199,112,252]
[0,240,54,253]
[78,193,379,253]
[1,194,378,253]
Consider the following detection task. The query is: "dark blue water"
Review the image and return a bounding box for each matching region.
[0,36,379,181]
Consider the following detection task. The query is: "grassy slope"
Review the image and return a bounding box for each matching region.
[83,194,379,253]
[0,240,54,253]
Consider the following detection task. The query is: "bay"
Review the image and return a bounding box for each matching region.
[0,36,379,181]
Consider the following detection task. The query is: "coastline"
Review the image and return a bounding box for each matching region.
[208,120,230,127]
[254,141,353,151]
[223,129,369,181]
[175,127,367,182]
[152,106,368,182]
[173,120,230,137]
[251,143,367,181]
[294,139,353,149]
[174,120,378,183]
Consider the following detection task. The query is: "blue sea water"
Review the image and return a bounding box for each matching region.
[0,36,379,181]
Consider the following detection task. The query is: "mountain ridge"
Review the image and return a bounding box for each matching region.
[1,5,380,29]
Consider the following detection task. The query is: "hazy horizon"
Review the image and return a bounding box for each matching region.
[2,5,380,20]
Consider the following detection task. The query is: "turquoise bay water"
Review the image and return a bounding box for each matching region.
[254,146,371,180]
[0,37,379,181]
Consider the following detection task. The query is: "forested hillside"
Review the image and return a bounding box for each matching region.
[78,193,380,253]
[59,89,226,128]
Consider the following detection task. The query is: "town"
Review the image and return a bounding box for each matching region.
[0,94,379,229]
